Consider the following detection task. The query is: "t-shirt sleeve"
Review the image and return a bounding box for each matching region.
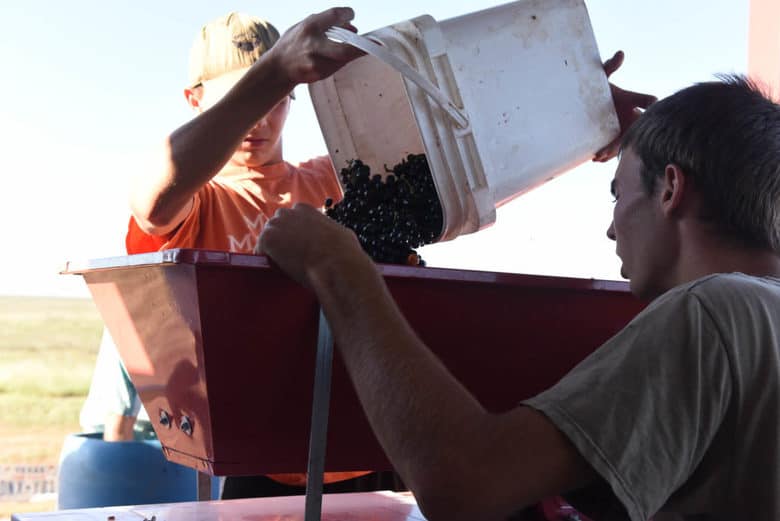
[523,290,732,521]
[125,193,203,254]
[300,155,343,202]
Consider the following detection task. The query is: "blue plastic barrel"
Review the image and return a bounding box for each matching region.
[57,433,221,509]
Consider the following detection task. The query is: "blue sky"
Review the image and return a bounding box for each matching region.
[0,1,748,297]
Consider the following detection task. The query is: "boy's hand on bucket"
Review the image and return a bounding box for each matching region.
[257,204,370,288]
[266,7,365,86]
[593,50,657,162]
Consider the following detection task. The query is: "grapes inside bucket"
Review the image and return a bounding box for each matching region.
[311,0,619,248]
[325,154,441,266]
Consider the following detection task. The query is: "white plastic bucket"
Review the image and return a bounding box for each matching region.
[310,0,619,242]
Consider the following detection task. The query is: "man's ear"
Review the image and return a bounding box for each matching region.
[660,163,688,215]
[184,87,203,113]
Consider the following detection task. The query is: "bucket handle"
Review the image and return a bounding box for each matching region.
[325,26,469,129]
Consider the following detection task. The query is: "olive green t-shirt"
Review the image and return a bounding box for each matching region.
[524,273,780,521]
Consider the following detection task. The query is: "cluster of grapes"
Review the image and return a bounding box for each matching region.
[325,154,443,265]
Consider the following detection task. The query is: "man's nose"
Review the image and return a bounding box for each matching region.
[606,220,616,241]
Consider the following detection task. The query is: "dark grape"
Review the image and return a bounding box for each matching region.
[324,154,443,266]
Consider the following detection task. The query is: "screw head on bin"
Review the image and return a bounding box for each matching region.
[158,409,171,428]
[180,415,194,436]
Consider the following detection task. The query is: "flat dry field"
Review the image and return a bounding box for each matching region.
[0,296,104,520]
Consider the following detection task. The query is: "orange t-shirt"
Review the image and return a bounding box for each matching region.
[127,156,343,254]
[127,156,371,485]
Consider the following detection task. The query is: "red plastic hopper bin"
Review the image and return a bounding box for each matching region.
[63,249,644,476]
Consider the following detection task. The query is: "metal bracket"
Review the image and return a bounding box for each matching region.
[197,472,211,501]
[304,309,335,521]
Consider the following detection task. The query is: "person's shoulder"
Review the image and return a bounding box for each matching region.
[687,272,780,296]
[636,273,773,313]
[293,156,336,176]
[661,273,780,312]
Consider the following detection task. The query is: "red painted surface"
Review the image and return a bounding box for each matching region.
[64,249,645,476]
[749,0,780,101]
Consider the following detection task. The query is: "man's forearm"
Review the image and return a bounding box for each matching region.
[259,203,596,518]
[131,57,295,234]
[165,62,293,201]
[309,261,503,513]
[307,258,596,519]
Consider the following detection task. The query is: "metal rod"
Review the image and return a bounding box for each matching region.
[197,471,212,501]
[304,309,335,521]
